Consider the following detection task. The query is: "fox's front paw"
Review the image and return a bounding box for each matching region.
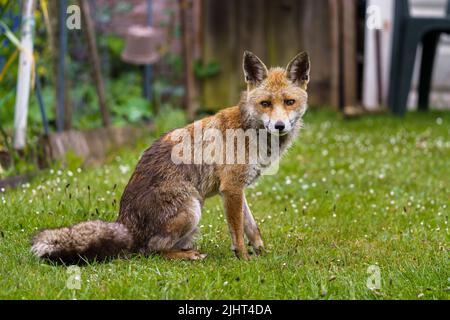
[248,240,265,256]
[233,249,251,261]
[253,245,266,256]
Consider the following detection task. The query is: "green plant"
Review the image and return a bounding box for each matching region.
[102,35,125,57]
[107,73,153,125]
[153,106,187,137]
[64,150,83,172]
[194,59,221,79]
[165,52,183,75]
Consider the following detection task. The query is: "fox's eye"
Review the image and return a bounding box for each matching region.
[285,99,296,106]
[260,101,272,108]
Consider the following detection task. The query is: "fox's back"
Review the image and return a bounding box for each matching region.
[118,109,237,210]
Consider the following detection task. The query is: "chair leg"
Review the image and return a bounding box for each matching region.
[388,41,402,113]
[418,33,440,111]
[393,30,422,116]
[388,0,410,114]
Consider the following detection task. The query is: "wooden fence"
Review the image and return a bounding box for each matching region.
[200,0,358,110]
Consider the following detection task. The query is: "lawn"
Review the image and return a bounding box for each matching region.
[0,109,448,300]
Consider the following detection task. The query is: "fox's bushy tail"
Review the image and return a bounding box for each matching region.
[31,220,133,264]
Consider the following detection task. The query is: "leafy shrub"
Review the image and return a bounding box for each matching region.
[153,106,187,137]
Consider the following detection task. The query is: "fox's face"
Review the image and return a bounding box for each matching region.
[242,51,310,136]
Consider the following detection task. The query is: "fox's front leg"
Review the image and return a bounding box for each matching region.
[243,195,265,255]
[221,188,250,260]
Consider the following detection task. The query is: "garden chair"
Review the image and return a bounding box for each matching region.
[388,0,450,115]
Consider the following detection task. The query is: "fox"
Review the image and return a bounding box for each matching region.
[31,51,311,262]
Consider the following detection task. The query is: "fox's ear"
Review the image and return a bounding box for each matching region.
[243,51,268,87]
[286,52,310,90]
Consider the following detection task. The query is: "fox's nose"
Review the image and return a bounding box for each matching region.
[274,121,286,132]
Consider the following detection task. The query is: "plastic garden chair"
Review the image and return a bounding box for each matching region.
[388,0,450,115]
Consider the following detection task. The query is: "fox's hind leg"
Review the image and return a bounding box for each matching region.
[243,195,265,255]
[173,227,198,251]
[147,197,207,260]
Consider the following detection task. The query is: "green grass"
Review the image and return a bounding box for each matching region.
[0,109,449,300]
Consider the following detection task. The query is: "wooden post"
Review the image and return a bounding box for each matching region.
[79,0,111,127]
[52,0,72,132]
[341,0,358,107]
[329,0,340,110]
[179,0,198,121]
[192,0,203,112]
[193,0,203,60]
[13,0,36,150]
[338,0,345,109]
[143,0,153,103]
[48,1,72,130]
[56,0,69,132]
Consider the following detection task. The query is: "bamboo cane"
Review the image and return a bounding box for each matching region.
[13,0,36,150]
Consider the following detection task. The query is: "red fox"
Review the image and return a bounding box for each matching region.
[31,51,310,262]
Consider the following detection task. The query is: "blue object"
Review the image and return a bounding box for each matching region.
[57,0,67,132]
[1,22,9,47]
[35,64,49,135]
[12,15,20,32]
